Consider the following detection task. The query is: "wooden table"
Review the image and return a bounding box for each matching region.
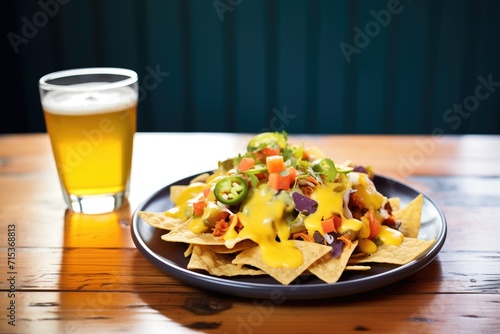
[1,133,499,333]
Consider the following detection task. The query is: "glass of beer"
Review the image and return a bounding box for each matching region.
[39,68,138,214]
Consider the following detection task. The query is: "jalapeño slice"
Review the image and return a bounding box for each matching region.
[214,176,248,205]
[247,132,287,152]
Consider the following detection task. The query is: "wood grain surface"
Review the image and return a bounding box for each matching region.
[1,133,499,334]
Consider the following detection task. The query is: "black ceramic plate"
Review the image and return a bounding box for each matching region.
[131,173,447,300]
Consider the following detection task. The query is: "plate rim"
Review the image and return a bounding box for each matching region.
[131,172,447,300]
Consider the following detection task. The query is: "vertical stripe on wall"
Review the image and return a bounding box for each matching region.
[317,0,349,134]
[234,0,268,133]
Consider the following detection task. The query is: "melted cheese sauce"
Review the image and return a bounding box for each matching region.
[304,183,363,236]
[354,175,404,246]
[189,201,219,234]
[377,225,404,246]
[301,178,402,249]
[175,171,405,268]
[165,183,206,221]
[234,184,303,268]
[355,174,385,212]
[358,238,378,254]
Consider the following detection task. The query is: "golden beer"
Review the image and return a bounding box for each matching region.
[39,68,138,213]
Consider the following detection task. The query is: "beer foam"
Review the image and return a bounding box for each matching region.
[42,84,137,115]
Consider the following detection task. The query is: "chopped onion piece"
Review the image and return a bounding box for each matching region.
[330,238,344,258]
[380,208,389,219]
[353,165,367,174]
[292,192,318,214]
[343,189,353,219]
[348,172,360,186]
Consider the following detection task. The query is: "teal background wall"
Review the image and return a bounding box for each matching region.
[2,0,499,135]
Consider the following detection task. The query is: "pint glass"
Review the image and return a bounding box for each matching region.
[39,68,138,214]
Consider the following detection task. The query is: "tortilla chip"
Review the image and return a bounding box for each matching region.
[190,173,211,184]
[394,194,423,238]
[388,197,400,211]
[348,252,367,259]
[348,237,435,265]
[184,244,194,257]
[345,265,371,271]
[232,241,332,285]
[207,239,258,254]
[161,219,248,247]
[161,220,224,245]
[169,185,188,204]
[188,245,265,276]
[308,240,359,284]
[139,211,183,230]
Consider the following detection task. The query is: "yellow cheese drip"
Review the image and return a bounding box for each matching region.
[305,183,363,236]
[188,202,220,234]
[223,215,239,240]
[189,217,206,234]
[358,238,378,254]
[377,225,404,246]
[165,183,206,221]
[355,174,385,211]
[358,216,371,239]
[235,184,303,268]
[304,184,342,236]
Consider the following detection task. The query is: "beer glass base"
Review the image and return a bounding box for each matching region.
[65,192,126,214]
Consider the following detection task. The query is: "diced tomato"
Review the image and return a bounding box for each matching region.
[366,211,380,239]
[203,187,211,198]
[218,211,229,221]
[255,173,266,180]
[333,214,342,230]
[238,157,255,172]
[193,200,206,216]
[287,167,298,183]
[268,172,290,190]
[262,147,280,156]
[252,151,265,163]
[266,155,286,173]
[321,217,337,234]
